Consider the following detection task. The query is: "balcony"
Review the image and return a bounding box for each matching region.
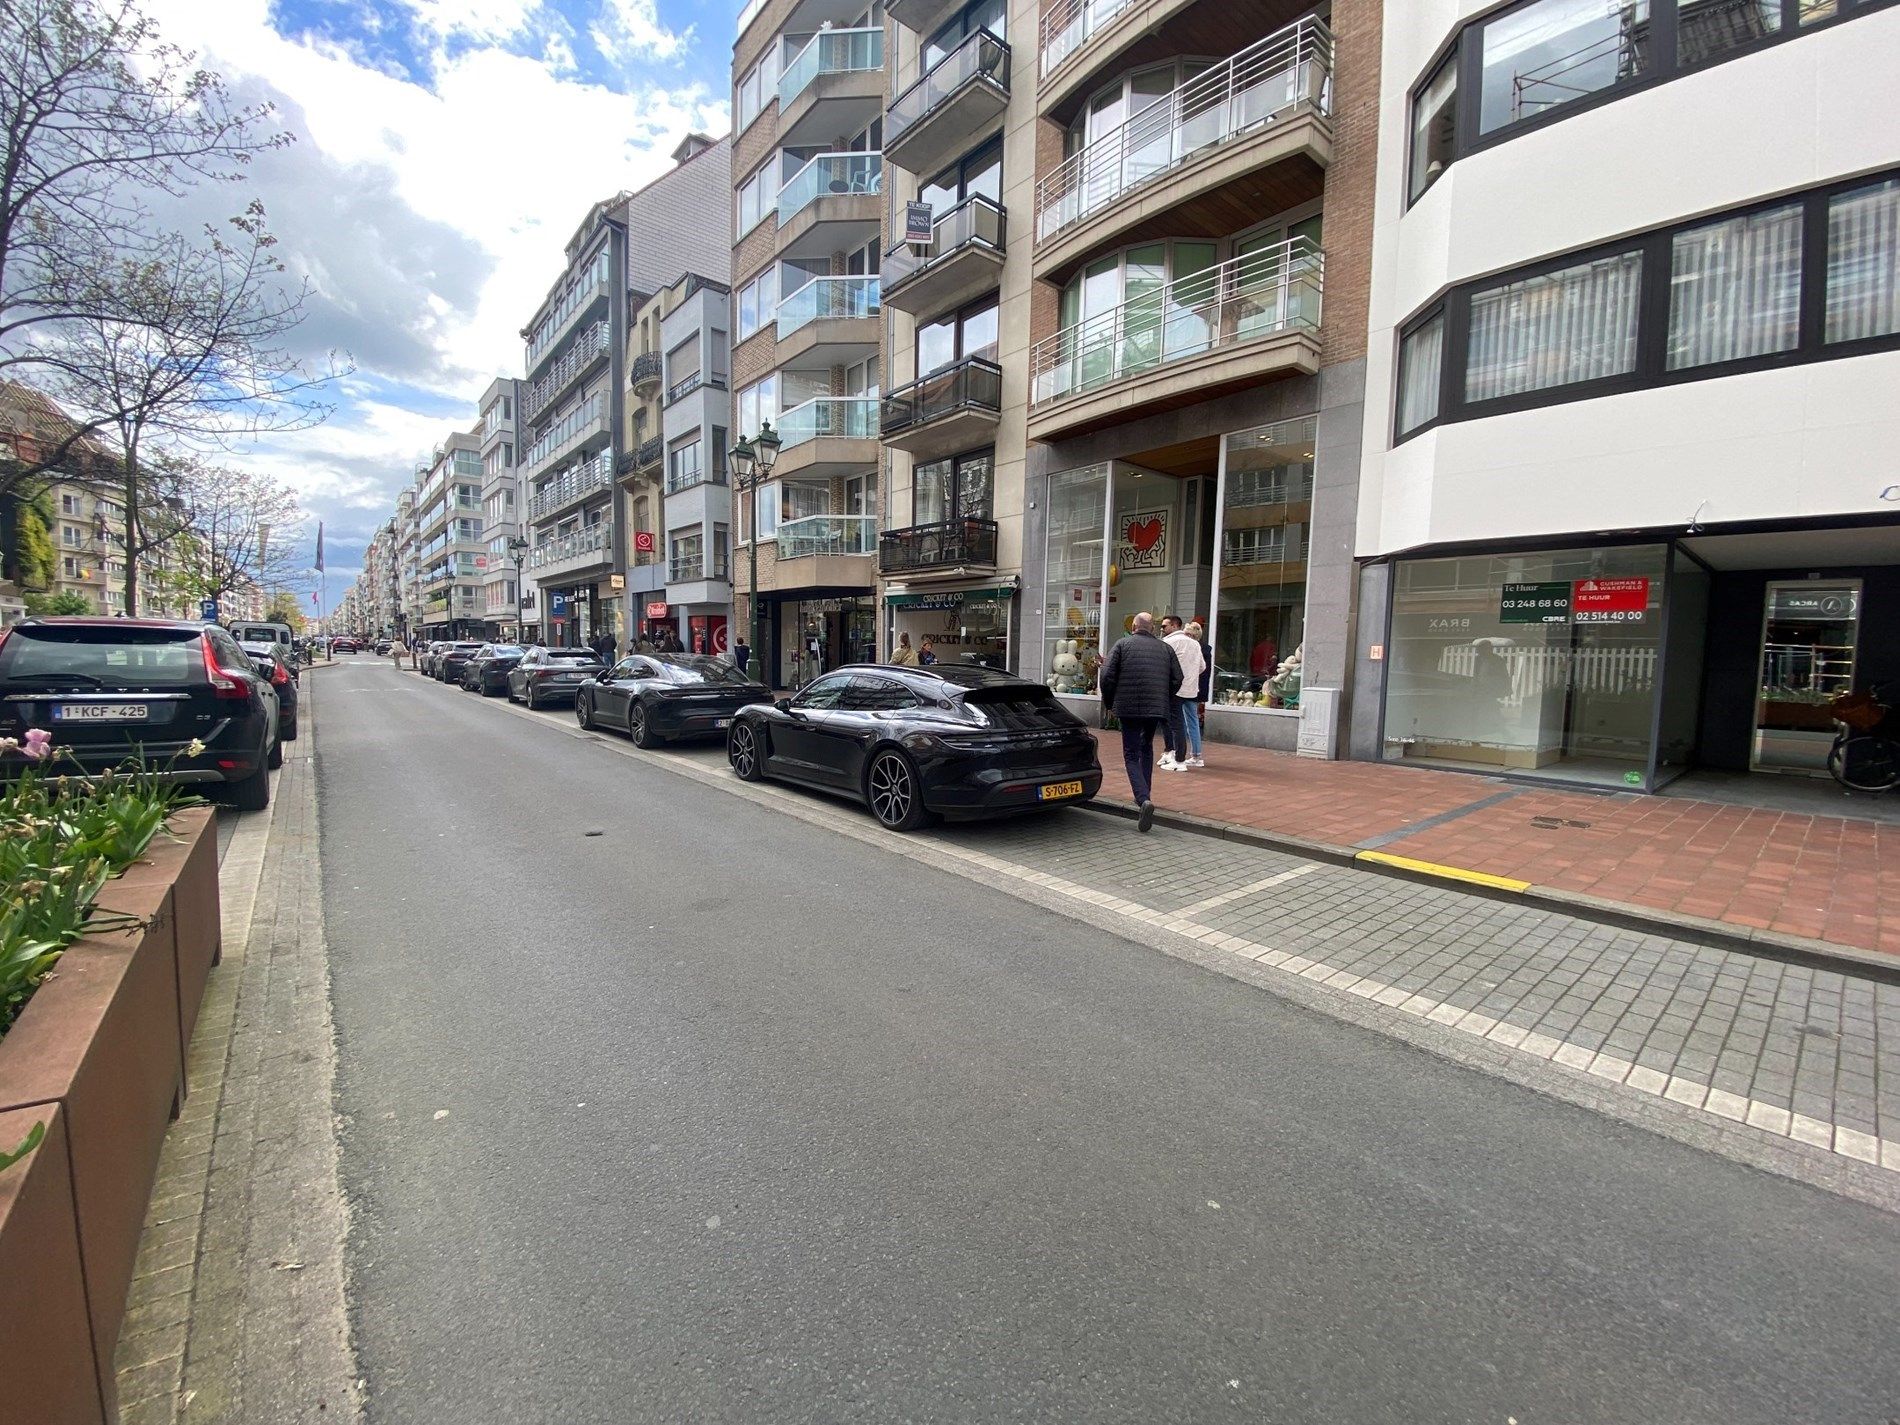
[523,394,609,477]
[524,320,609,423]
[773,515,878,589]
[883,196,1006,317]
[528,450,615,524]
[880,357,1003,460]
[527,521,613,578]
[1034,18,1332,279]
[1027,236,1322,441]
[776,276,880,368]
[665,460,727,495]
[775,396,880,479]
[778,26,884,146]
[878,517,998,575]
[527,257,611,373]
[776,152,882,261]
[669,554,732,585]
[631,351,663,396]
[886,30,1010,179]
[887,0,963,39]
[619,435,663,481]
[666,369,727,405]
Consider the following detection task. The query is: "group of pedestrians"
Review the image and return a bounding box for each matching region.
[889,633,939,667]
[1097,611,1210,834]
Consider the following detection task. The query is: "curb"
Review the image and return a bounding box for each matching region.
[1079,797,1900,986]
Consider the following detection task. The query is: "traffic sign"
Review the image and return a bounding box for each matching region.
[200,599,219,621]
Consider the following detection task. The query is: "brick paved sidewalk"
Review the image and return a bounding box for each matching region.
[1094,741,1900,958]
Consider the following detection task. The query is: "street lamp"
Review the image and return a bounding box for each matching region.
[508,535,529,643]
[730,421,780,684]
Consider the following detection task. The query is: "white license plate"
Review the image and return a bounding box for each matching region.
[54,702,148,722]
[713,717,731,729]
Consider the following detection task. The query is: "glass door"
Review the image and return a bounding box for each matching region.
[1752,580,1860,774]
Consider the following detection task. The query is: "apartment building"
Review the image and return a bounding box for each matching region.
[414,431,486,638]
[732,1,888,687]
[395,486,420,642]
[476,377,527,639]
[522,134,731,652]
[655,272,736,653]
[1351,0,1900,791]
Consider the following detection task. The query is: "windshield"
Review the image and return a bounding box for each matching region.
[0,625,204,688]
[655,656,759,687]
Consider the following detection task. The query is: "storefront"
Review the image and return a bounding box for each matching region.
[1369,523,1900,791]
[1038,415,1316,747]
[885,583,1014,669]
[777,596,875,688]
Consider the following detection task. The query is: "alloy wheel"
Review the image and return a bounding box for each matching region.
[576,695,592,729]
[629,704,648,747]
[868,751,915,829]
[730,723,760,780]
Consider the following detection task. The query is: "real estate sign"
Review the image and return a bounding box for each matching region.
[1499,582,1572,624]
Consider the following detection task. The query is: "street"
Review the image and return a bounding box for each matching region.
[313,661,1900,1424]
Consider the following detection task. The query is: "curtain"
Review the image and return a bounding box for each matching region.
[1826,178,1900,344]
[1396,311,1444,434]
[1667,202,1802,369]
[1465,250,1641,402]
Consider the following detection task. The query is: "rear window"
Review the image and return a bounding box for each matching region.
[960,686,1079,731]
[548,651,599,664]
[655,656,756,686]
[1,625,204,689]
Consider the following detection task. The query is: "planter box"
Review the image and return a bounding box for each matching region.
[0,805,222,1421]
[0,1104,109,1425]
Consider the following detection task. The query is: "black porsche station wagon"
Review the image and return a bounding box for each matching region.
[577,653,772,747]
[726,664,1102,831]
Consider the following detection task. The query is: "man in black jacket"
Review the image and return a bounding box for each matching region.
[1097,611,1175,832]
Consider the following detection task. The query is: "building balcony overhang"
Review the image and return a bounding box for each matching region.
[779,66,885,148]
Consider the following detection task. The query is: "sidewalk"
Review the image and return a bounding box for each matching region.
[1093,742,1899,961]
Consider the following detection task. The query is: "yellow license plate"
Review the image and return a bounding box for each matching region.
[1039,780,1084,801]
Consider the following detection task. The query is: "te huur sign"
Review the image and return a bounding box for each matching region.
[1500,582,1572,624]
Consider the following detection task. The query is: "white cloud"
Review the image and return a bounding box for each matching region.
[593,0,694,64]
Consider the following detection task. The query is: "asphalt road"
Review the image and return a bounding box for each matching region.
[318,659,1900,1425]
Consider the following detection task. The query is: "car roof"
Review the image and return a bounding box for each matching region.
[830,662,1034,693]
[22,616,207,631]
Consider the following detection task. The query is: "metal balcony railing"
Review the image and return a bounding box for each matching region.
[779,26,883,107]
[528,450,615,523]
[778,276,880,340]
[884,196,1005,293]
[888,29,1009,143]
[631,351,664,390]
[526,252,612,366]
[878,517,998,573]
[527,521,613,571]
[522,394,606,472]
[777,514,877,559]
[778,396,880,449]
[665,370,727,404]
[665,460,727,495]
[881,356,1003,436]
[1029,236,1323,407]
[524,320,609,422]
[1035,17,1333,243]
[669,554,731,584]
[778,152,882,225]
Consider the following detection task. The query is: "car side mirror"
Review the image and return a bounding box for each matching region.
[775,697,793,713]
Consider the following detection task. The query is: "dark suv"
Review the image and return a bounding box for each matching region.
[0,618,281,810]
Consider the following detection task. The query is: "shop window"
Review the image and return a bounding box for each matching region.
[1825,177,1900,344]
[1667,203,1803,369]
[1212,418,1314,709]
[1041,465,1109,693]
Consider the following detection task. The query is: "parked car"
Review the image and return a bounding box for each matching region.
[374,639,392,655]
[0,618,280,811]
[577,653,772,747]
[331,636,360,654]
[507,646,604,709]
[229,620,293,650]
[726,665,1102,832]
[460,643,525,695]
[433,641,486,684]
[417,641,446,676]
[239,641,299,741]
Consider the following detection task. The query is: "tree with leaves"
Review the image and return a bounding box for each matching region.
[262,591,304,632]
[23,589,90,616]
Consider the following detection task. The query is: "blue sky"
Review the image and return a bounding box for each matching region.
[138,0,734,611]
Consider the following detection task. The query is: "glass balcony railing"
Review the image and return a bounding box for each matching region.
[884,196,1005,293]
[528,450,614,523]
[888,29,1009,144]
[777,515,877,559]
[778,396,881,449]
[881,356,1003,436]
[879,517,998,574]
[778,152,882,226]
[524,320,609,422]
[779,26,883,107]
[778,276,880,341]
[522,394,606,472]
[1030,236,1324,407]
[527,521,613,571]
[1036,17,1333,243]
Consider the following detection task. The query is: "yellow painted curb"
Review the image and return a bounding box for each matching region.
[1355,850,1531,894]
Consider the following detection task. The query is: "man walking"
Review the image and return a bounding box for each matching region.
[1159,615,1206,771]
[1097,611,1176,833]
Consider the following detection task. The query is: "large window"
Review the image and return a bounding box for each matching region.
[1409,0,1896,198]
[913,449,994,525]
[1041,466,1110,693]
[916,296,999,375]
[1395,171,1900,439]
[1213,419,1313,708]
[736,267,778,341]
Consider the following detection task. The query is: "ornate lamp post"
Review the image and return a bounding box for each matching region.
[508,535,529,642]
[729,422,781,684]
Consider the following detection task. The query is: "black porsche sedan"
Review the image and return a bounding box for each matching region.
[576,653,771,747]
[726,664,1101,831]
[433,641,486,684]
[507,646,604,708]
[459,643,524,695]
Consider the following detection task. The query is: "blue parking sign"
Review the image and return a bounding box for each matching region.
[200,599,219,620]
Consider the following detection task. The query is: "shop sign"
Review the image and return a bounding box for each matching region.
[1500,581,1572,624]
[550,592,569,618]
[633,531,655,553]
[1572,576,1649,623]
[1115,510,1170,572]
[609,574,625,590]
[1775,589,1856,618]
[645,600,669,619]
[904,202,934,246]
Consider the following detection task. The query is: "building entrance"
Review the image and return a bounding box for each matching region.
[1751,580,1862,775]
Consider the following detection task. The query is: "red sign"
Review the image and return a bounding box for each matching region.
[645,600,669,619]
[633,531,655,553]
[1571,577,1649,623]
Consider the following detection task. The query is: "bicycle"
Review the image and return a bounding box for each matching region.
[1826,682,1898,793]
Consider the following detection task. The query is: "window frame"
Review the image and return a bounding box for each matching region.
[1391,168,1900,443]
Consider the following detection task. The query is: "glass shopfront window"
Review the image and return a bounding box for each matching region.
[1041,465,1110,694]
[1382,543,1669,786]
[1212,419,1315,709]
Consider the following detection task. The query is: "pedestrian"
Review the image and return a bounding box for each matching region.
[734,635,751,676]
[693,632,706,655]
[1160,616,1206,771]
[891,632,919,666]
[1096,612,1175,833]
[919,636,937,667]
[389,636,407,670]
[1191,619,1212,757]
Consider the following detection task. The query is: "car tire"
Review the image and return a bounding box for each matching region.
[230,766,270,812]
[866,749,930,832]
[267,737,284,770]
[576,693,594,730]
[627,701,654,748]
[728,721,765,781]
[525,683,538,711]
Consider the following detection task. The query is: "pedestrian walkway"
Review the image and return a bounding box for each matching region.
[1097,741,1899,959]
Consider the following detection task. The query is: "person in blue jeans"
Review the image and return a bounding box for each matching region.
[1097,612,1177,832]
[1159,615,1206,771]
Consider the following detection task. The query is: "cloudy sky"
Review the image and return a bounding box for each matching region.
[138,0,733,608]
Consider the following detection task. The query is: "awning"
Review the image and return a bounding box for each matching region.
[885,584,1015,608]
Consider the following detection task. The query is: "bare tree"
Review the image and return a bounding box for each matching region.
[166,458,307,611]
[0,0,290,493]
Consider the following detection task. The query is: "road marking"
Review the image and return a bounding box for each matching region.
[1354,849,1532,894]
[1174,865,1318,919]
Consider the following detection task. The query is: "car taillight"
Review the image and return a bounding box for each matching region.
[270,662,290,687]
[201,634,251,700]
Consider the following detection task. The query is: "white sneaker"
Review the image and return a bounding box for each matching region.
[1187,756,1204,768]
[1157,753,1179,770]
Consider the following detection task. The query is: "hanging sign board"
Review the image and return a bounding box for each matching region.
[904,202,934,247]
[1499,581,1572,624]
[1571,577,1649,623]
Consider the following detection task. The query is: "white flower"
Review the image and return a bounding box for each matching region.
[185,739,206,758]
